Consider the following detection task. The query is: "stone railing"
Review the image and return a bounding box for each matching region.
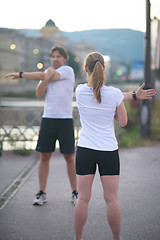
[0,103,81,156]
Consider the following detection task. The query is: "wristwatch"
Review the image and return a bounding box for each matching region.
[19,72,23,78]
[133,91,137,101]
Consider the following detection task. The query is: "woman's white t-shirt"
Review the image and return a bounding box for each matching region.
[42,66,75,119]
[76,84,124,151]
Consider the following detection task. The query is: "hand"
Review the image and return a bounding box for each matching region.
[136,83,156,100]
[45,67,56,82]
[45,67,60,82]
[5,72,20,79]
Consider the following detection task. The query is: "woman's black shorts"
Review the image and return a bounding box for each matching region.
[76,146,120,176]
[36,118,75,154]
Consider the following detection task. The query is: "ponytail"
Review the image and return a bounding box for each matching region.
[85,52,106,104]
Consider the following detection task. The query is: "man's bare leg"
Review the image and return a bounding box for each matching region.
[33,152,52,205]
[63,153,77,191]
[38,152,52,192]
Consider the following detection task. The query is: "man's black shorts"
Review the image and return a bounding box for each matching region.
[76,146,120,176]
[36,118,75,154]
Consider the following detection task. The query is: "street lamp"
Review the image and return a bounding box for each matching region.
[37,62,43,70]
[74,57,80,63]
[140,0,152,137]
[33,48,39,54]
[10,44,16,50]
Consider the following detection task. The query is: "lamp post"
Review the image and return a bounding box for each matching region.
[140,0,152,137]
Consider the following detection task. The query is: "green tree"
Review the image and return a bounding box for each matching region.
[67,50,82,78]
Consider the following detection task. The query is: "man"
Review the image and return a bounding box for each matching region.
[5,46,78,205]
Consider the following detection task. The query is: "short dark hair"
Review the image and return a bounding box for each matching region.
[50,46,68,60]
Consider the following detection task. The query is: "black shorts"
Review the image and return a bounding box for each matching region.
[36,118,75,154]
[76,146,120,176]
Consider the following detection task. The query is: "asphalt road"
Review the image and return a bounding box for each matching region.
[0,145,160,240]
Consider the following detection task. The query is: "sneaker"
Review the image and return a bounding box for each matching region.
[72,190,78,205]
[33,190,47,205]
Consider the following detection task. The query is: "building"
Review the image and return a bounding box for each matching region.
[0,19,95,94]
[0,28,41,91]
[0,20,68,93]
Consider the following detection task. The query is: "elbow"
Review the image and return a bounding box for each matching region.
[36,94,40,99]
[121,118,128,127]
[36,91,42,99]
[121,122,127,127]
[36,94,42,99]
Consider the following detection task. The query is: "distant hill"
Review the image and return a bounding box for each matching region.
[18,28,145,62]
[19,29,41,38]
[62,29,145,62]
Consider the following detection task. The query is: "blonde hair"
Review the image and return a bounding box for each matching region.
[85,52,106,104]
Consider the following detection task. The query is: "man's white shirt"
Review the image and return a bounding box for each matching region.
[42,66,75,119]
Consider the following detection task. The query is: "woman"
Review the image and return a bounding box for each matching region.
[74,52,128,240]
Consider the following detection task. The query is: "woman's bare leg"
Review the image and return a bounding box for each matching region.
[100,175,121,240]
[74,174,95,240]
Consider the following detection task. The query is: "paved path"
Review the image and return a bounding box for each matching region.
[0,145,160,240]
[0,151,38,196]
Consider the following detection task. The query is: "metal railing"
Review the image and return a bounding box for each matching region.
[0,105,81,156]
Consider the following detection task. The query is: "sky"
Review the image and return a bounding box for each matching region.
[0,0,160,32]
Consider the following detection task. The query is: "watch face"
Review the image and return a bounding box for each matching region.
[133,92,137,101]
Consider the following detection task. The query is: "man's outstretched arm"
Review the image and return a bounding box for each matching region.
[5,72,45,81]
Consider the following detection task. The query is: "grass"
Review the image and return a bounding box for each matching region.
[8,139,33,156]
[13,149,33,156]
[150,99,160,141]
[118,99,160,148]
